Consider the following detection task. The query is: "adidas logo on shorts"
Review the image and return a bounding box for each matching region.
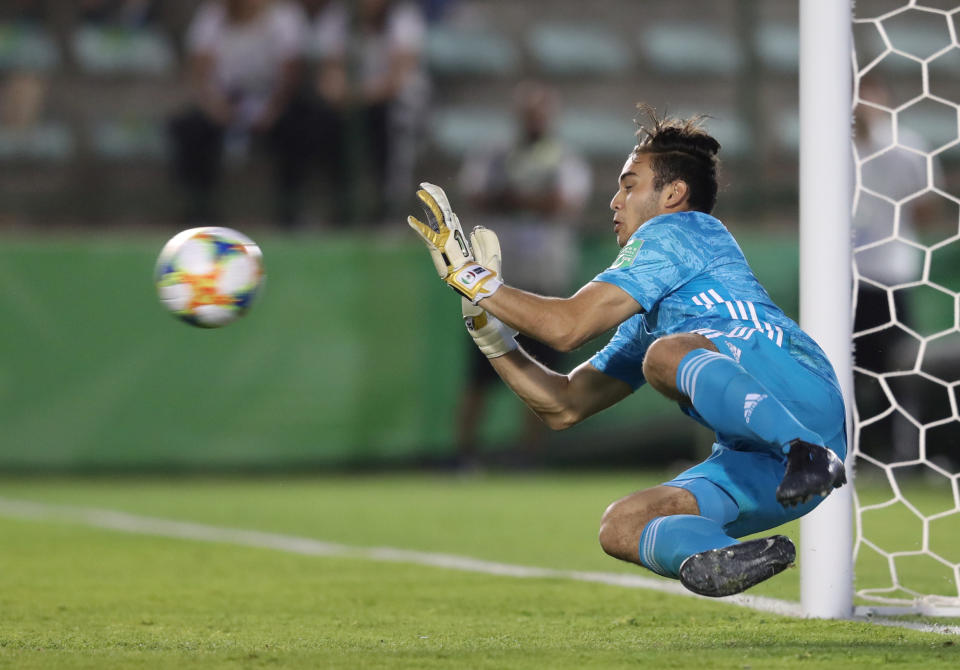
[743,393,768,423]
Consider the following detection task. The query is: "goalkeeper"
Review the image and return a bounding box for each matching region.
[408,106,847,597]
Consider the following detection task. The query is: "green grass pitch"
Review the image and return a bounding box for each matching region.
[1,473,958,669]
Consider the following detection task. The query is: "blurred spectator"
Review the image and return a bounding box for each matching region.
[853,77,942,374]
[305,0,429,223]
[0,70,74,163]
[0,71,47,128]
[0,1,66,162]
[167,0,312,226]
[299,0,350,224]
[853,76,946,463]
[455,81,592,469]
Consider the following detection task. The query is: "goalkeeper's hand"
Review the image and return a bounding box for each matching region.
[407,182,503,304]
[462,227,517,358]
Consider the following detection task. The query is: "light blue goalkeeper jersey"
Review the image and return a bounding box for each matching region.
[589,211,838,391]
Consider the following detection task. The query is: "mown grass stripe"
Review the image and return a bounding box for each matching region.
[1,496,957,635]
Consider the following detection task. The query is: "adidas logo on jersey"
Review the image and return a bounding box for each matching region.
[743,393,768,424]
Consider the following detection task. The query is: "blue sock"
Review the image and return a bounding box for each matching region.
[638,515,737,578]
[676,349,824,453]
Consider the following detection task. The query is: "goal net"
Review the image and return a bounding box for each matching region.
[850,0,960,617]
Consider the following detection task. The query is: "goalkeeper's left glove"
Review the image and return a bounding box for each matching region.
[407,182,502,304]
[462,227,517,358]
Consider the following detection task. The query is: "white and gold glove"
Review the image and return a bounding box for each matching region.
[462,227,517,358]
[407,182,503,304]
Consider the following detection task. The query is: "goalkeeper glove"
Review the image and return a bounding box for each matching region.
[462,227,517,358]
[407,182,502,303]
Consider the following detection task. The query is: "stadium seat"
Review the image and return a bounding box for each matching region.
[556,107,749,160]
[897,99,959,153]
[773,108,945,159]
[557,110,635,158]
[0,22,60,71]
[72,25,175,76]
[883,8,952,61]
[90,117,167,161]
[526,24,632,76]
[655,107,750,161]
[856,12,952,74]
[637,105,749,159]
[0,122,74,161]
[696,113,749,159]
[428,106,514,157]
[425,24,519,77]
[639,23,741,75]
[774,112,800,155]
[757,23,798,73]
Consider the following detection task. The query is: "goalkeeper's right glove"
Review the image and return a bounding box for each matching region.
[407,182,503,304]
[462,227,517,358]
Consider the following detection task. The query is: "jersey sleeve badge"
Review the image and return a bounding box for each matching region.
[609,238,644,269]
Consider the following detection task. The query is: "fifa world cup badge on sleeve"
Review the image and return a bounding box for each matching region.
[610,238,644,269]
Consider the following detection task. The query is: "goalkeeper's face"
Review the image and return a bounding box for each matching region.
[609,154,667,248]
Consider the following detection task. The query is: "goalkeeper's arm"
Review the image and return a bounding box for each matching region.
[459,229,638,358]
[460,228,634,429]
[487,353,632,431]
[406,182,638,429]
[480,280,642,354]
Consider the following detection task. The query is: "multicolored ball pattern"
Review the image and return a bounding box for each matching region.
[154,227,265,328]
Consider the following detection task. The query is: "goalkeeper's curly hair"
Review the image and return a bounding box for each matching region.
[632,104,721,214]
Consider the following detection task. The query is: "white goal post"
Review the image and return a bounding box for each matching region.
[799,0,855,620]
[801,0,960,618]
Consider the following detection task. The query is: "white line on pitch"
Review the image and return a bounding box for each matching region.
[1,497,958,635]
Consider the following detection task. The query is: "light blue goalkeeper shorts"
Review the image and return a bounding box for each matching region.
[662,332,847,538]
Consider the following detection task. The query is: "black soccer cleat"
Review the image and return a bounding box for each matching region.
[679,535,796,598]
[775,439,847,508]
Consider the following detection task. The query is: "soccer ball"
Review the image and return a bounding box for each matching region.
[154,226,265,328]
